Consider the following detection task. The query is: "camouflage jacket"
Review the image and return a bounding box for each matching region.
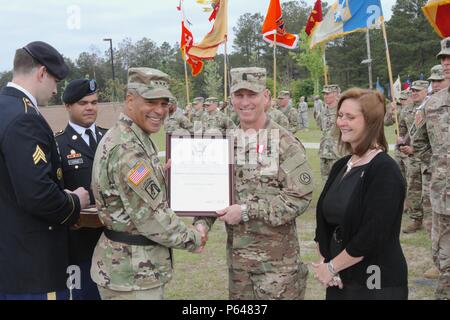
[425,87,449,216]
[191,109,204,123]
[197,119,313,272]
[201,109,236,134]
[410,98,432,163]
[267,107,289,130]
[298,102,308,113]
[91,113,201,291]
[319,106,340,159]
[164,111,193,134]
[279,105,299,134]
[398,103,417,139]
[384,105,408,159]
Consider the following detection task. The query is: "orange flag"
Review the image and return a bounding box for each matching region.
[262,0,299,49]
[422,0,450,38]
[305,0,323,36]
[181,21,204,76]
[188,0,228,59]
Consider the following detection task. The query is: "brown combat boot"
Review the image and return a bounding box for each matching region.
[424,266,440,279]
[402,219,423,234]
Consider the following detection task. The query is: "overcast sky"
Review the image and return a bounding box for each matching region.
[0,0,396,72]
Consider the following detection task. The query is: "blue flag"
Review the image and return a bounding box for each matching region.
[310,0,384,48]
[375,78,384,95]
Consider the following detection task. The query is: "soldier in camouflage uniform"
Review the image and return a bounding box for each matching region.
[277,91,299,134]
[90,68,205,300]
[265,91,290,130]
[425,38,450,299]
[195,67,313,300]
[421,65,450,279]
[384,91,410,182]
[164,97,193,134]
[201,97,236,135]
[313,95,324,130]
[319,85,341,181]
[298,96,309,130]
[399,80,430,234]
[191,97,205,132]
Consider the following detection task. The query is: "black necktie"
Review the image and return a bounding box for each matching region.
[85,129,97,151]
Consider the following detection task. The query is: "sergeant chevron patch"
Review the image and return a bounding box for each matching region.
[33,145,47,165]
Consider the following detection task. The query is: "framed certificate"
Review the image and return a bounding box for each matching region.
[166,134,235,216]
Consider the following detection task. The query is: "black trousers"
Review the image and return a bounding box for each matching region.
[326,233,408,300]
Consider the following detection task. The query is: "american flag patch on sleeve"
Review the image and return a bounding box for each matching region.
[128,163,151,186]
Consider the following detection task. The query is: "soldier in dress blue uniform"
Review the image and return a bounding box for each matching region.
[0,41,90,300]
[55,79,107,300]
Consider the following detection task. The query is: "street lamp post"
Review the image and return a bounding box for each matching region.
[103,38,116,101]
[361,29,373,89]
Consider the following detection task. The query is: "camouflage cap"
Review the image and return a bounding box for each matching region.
[230,67,266,93]
[322,84,340,93]
[127,67,174,100]
[169,97,178,104]
[192,97,205,104]
[437,37,450,59]
[411,80,429,91]
[204,97,219,105]
[400,89,411,100]
[277,90,291,99]
[428,65,445,81]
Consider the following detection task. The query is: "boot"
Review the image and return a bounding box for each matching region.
[402,219,423,234]
[424,266,440,279]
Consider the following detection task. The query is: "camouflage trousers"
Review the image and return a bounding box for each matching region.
[405,157,431,222]
[298,112,309,130]
[431,213,450,300]
[320,158,338,182]
[228,262,309,300]
[97,285,164,300]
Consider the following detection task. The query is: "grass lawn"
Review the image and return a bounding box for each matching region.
[153,110,435,300]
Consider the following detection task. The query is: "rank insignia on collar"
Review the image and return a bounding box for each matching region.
[33,145,47,165]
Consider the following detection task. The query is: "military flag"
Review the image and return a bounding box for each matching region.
[262,0,299,49]
[181,20,203,76]
[375,78,384,95]
[393,75,402,101]
[305,0,323,36]
[422,0,450,38]
[310,0,384,48]
[188,0,228,59]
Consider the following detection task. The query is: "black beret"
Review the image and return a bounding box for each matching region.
[23,41,69,80]
[63,79,98,104]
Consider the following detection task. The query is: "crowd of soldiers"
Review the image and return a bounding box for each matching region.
[165,89,315,138]
[0,36,449,300]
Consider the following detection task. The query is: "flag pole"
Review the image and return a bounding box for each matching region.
[381,19,400,138]
[322,44,328,86]
[274,30,277,98]
[366,29,373,89]
[183,52,191,122]
[224,38,228,104]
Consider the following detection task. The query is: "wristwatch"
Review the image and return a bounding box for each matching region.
[240,204,249,222]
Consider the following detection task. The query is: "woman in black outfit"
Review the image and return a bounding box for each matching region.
[312,88,408,300]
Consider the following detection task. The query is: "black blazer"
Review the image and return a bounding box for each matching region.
[315,152,408,288]
[0,87,80,294]
[56,124,107,263]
